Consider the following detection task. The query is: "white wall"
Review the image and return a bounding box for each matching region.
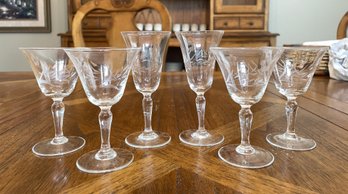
[269,0,348,46]
[0,0,68,71]
[0,0,347,71]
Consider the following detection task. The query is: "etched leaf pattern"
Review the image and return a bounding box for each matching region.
[273,49,325,96]
[21,49,77,97]
[65,49,137,106]
[275,50,320,83]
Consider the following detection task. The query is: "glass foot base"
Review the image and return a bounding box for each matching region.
[125,131,171,148]
[218,144,274,169]
[179,129,224,147]
[76,148,134,174]
[32,136,85,157]
[266,132,316,151]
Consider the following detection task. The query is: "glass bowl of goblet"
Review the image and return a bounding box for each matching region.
[122,31,172,148]
[266,47,326,151]
[65,47,140,173]
[175,30,224,147]
[211,47,283,168]
[20,47,85,157]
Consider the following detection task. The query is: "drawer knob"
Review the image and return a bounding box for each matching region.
[248,22,254,26]
[223,22,228,26]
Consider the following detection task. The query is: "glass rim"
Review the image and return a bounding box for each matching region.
[63,47,141,52]
[282,46,328,51]
[174,30,224,35]
[210,46,284,51]
[210,46,327,51]
[19,47,68,51]
[121,31,171,35]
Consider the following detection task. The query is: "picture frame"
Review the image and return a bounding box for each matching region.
[0,0,51,33]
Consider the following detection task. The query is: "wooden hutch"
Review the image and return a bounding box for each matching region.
[58,0,278,70]
[59,0,277,47]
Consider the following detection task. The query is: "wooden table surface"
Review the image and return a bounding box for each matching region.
[0,72,347,193]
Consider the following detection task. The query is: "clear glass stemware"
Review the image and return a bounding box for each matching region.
[211,47,283,168]
[20,47,85,157]
[266,47,326,151]
[122,31,172,148]
[65,47,140,173]
[175,30,225,147]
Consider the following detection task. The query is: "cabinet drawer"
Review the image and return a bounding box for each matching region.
[214,17,239,30]
[214,16,265,30]
[240,17,264,29]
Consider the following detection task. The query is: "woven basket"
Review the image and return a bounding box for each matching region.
[315,49,330,75]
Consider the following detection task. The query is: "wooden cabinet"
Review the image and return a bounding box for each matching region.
[58,0,278,48]
[210,0,277,48]
[211,0,267,32]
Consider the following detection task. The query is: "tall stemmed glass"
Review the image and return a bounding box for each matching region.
[20,47,85,157]
[266,47,326,151]
[175,30,224,146]
[121,31,172,148]
[211,47,283,168]
[65,47,140,173]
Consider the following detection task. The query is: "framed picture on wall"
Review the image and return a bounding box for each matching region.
[0,0,51,33]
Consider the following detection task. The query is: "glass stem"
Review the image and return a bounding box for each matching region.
[285,97,298,136]
[143,93,153,133]
[236,105,254,155]
[196,94,207,133]
[96,106,116,160]
[51,98,68,145]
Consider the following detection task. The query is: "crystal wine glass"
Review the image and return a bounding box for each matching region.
[210,47,283,168]
[266,47,326,151]
[20,47,85,157]
[121,31,172,148]
[175,30,224,146]
[65,47,140,173]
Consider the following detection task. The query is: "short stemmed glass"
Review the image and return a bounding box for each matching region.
[65,47,140,173]
[20,47,85,157]
[211,47,283,168]
[266,47,326,151]
[175,30,224,146]
[122,31,172,148]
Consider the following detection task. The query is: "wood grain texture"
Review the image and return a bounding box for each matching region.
[0,72,347,193]
[71,0,172,47]
[337,11,348,39]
